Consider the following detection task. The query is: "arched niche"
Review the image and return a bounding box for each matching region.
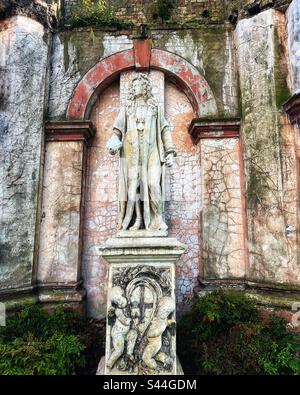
[40,46,218,317]
[82,72,203,317]
[67,48,217,120]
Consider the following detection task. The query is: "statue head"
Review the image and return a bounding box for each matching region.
[156,296,175,319]
[127,73,154,103]
[110,286,127,308]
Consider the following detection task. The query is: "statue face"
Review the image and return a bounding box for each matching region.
[132,78,143,98]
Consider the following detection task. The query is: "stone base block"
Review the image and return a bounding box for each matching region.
[96,355,184,375]
[100,235,186,375]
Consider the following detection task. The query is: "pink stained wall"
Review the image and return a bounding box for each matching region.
[82,79,199,318]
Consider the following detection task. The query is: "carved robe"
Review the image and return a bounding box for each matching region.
[112,102,175,230]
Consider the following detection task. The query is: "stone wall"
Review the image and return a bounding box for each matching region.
[47,26,237,121]
[1,0,300,315]
[236,9,299,286]
[63,0,226,25]
[0,16,50,302]
[63,0,293,26]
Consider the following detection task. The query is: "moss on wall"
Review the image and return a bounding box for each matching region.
[273,26,291,109]
[59,29,106,77]
[153,26,234,117]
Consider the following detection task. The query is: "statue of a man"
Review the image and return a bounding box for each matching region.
[106,74,176,231]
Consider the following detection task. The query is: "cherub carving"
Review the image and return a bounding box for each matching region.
[142,296,175,371]
[106,286,131,369]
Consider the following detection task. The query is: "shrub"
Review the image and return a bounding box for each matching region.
[156,0,177,22]
[0,305,105,375]
[0,334,84,375]
[177,290,300,375]
[70,0,133,29]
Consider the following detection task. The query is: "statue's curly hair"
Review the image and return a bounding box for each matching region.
[126,73,156,114]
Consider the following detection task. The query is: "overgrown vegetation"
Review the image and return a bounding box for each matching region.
[178,290,300,375]
[0,305,105,375]
[70,0,133,29]
[155,0,177,22]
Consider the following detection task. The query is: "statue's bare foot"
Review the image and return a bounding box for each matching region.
[159,222,168,231]
[106,359,114,369]
[121,221,130,231]
[143,357,157,370]
[129,219,141,231]
[149,221,168,231]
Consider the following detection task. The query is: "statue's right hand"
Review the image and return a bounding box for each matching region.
[106,134,122,154]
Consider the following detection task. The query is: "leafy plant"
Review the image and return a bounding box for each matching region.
[70,0,133,29]
[0,305,105,375]
[177,290,300,375]
[156,0,177,22]
[0,334,84,375]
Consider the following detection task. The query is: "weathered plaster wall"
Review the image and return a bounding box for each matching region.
[2,0,299,311]
[152,29,239,118]
[83,82,120,318]
[164,82,200,308]
[287,0,300,93]
[236,9,299,285]
[0,16,50,292]
[48,27,238,120]
[37,141,85,286]
[200,137,246,279]
[48,31,133,120]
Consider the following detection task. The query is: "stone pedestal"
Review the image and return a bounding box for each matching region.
[99,233,186,375]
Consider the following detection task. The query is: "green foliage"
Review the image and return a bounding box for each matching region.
[156,0,177,22]
[178,290,300,375]
[0,334,84,375]
[0,305,105,375]
[70,0,133,29]
[0,304,84,341]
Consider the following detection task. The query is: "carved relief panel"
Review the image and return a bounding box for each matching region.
[105,264,176,375]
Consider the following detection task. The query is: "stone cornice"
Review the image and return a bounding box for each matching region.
[283,93,300,128]
[188,118,241,144]
[45,120,96,146]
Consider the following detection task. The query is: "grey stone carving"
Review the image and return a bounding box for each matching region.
[106,73,176,232]
[106,265,176,374]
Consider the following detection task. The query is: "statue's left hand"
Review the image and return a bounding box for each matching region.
[165,152,174,167]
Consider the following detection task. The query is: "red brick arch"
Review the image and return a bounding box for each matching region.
[67,46,217,120]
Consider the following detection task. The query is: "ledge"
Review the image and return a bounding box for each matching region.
[198,278,300,309]
[188,118,240,144]
[45,120,96,146]
[283,93,300,127]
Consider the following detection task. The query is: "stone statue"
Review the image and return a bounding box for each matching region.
[106,73,176,231]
